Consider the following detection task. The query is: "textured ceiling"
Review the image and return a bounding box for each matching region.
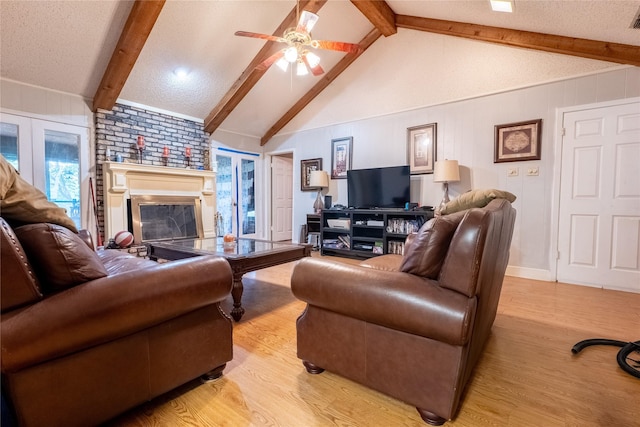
[1,0,638,143]
[0,0,132,97]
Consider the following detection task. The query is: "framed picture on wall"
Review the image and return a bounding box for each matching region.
[494,119,542,163]
[331,137,353,179]
[407,123,436,174]
[301,158,322,191]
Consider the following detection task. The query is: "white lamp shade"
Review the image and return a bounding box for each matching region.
[309,170,329,188]
[284,46,298,63]
[433,160,460,183]
[306,51,320,68]
[275,57,289,72]
[296,61,309,76]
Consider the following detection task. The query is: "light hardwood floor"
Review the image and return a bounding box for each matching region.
[108,254,640,427]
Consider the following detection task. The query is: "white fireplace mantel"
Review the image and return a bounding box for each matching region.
[103,162,216,240]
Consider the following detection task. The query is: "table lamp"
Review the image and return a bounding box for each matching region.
[309,170,329,214]
[434,159,460,212]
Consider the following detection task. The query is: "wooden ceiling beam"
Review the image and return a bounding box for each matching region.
[350,0,396,36]
[92,0,165,111]
[396,15,640,67]
[204,0,327,134]
[261,28,382,146]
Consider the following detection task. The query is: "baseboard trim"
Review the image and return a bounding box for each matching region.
[505,266,554,282]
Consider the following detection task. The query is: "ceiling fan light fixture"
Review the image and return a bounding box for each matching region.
[490,0,514,13]
[235,6,359,78]
[305,51,320,68]
[284,46,298,63]
[276,57,289,72]
[296,61,309,76]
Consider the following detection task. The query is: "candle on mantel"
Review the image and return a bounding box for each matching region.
[162,146,169,157]
[185,146,192,157]
[137,135,145,149]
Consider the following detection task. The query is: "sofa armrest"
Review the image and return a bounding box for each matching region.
[291,258,475,346]
[1,256,232,372]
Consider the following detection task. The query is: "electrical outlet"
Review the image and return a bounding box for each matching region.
[507,167,519,177]
[527,167,539,176]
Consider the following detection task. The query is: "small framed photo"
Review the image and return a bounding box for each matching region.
[301,158,322,191]
[494,119,542,163]
[331,137,353,179]
[407,123,436,174]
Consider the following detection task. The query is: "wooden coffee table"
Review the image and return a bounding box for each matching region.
[149,237,311,321]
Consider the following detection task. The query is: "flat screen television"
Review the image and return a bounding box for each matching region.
[347,165,410,209]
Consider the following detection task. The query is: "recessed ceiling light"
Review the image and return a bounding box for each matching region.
[490,0,514,13]
[173,67,190,80]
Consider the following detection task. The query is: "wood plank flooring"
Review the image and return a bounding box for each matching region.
[107,254,640,427]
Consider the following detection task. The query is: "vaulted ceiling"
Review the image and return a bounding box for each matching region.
[1,1,639,146]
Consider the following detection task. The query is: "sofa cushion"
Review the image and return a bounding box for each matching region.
[399,210,466,279]
[0,155,78,232]
[439,188,516,215]
[360,254,403,272]
[14,223,108,294]
[0,218,43,312]
[97,249,158,275]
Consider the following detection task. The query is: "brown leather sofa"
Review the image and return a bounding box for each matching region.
[291,198,516,425]
[1,217,234,427]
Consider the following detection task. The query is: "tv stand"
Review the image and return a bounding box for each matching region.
[320,208,434,259]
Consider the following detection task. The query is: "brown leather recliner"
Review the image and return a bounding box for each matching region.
[0,218,234,427]
[291,198,516,425]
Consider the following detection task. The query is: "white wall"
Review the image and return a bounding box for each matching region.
[4,67,639,281]
[265,67,640,280]
[1,78,93,128]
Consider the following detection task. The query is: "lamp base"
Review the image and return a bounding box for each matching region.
[313,190,324,214]
[437,182,450,213]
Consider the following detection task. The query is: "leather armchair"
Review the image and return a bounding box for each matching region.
[291,198,516,425]
[1,218,234,427]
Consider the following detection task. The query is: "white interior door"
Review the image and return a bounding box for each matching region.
[271,155,293,241]
[557,100,640,292]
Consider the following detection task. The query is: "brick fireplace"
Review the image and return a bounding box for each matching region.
[102,162,216,243]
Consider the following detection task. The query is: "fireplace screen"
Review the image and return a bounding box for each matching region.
[129,195,203,243]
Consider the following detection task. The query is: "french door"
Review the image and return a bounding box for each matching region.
[0,112,91,231]
[215,148,259,238]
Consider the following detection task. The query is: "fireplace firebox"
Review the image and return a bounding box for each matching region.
[129,195,204,243]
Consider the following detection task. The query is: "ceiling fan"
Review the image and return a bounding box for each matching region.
[235,10,360,76]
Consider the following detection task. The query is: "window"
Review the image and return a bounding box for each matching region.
[44,130,81,227]
[0,113,90,230]
[0,123,19,169]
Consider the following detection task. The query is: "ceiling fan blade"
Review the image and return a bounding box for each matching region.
[235,31,286,43]
[296,10,319,34]
[256,50,285,71]
[302,54,324,76]
[312,40,360,54]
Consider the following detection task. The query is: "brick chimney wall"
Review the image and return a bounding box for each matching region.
[95,103,210,241]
